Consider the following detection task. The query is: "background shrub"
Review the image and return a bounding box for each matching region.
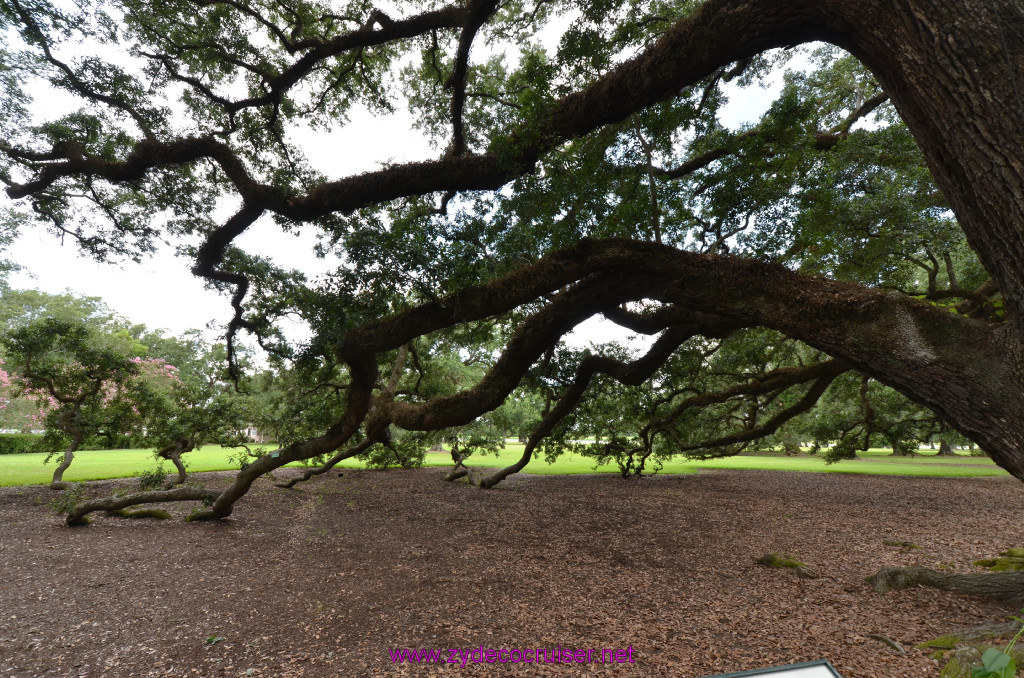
[0,433,44,454]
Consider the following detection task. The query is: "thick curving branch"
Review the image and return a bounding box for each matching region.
[196,352,379,519]
[157,438,193,488]
[7,0,1024,314]
[65,351,379,526]
[379,271,669,431]
[445,0,500,156]
[57,234,1024,524]
[6,0,837,228]
[276,345,410,489]
[345,239,1022,479]
[66,486,222,526]
[671,370,844,457]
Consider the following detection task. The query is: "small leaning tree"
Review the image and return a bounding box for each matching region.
[1,318,148,489]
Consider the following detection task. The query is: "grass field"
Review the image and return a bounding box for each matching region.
[0,442,1007,487]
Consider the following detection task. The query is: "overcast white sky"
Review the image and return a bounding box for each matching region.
[3,29,792,349]
[6,104,435,339]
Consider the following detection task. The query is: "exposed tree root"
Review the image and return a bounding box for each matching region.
[866,566,1024,603]
[919,620,1024,678]
[66,487,222,526]
[920,620,1022,650]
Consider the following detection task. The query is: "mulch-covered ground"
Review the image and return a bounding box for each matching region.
[1,467,1023,678]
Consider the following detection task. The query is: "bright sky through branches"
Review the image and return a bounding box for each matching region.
[4,14,796,346]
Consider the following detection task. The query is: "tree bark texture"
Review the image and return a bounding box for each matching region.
[50,431,84,491]
[867,566,1024,604]
[66,486,222,526]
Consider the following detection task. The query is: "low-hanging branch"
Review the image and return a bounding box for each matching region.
[273,435,377,489]
[58,232,1018,525]
[476,322,733,488]
[276,345,411,489]
[669,370,844,458]
[643,358,849,439]
[379,271,668,431]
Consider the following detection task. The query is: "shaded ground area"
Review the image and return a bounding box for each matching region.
[1,468,1023,677]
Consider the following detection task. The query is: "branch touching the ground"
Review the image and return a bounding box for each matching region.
[66,486,222,526]
[64,352,380,525]
[276,347,408,488]
[866,566,1024,604]
[58,235,1024,524]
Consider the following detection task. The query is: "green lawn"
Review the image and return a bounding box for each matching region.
[0,443,1007,487]
[418,446,1006,478]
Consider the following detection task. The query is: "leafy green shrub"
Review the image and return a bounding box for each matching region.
[0,433,44,454]
[134,465,168,491]
[48,483,87,515]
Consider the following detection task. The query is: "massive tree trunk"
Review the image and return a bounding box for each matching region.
[825,0,1024,475]
[710,0,1024,478]
[843,0,1024,317]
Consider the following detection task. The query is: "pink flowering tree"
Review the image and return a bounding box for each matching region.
[0,358,51,434]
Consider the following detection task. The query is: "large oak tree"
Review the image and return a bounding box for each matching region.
[1,0,1022,523]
